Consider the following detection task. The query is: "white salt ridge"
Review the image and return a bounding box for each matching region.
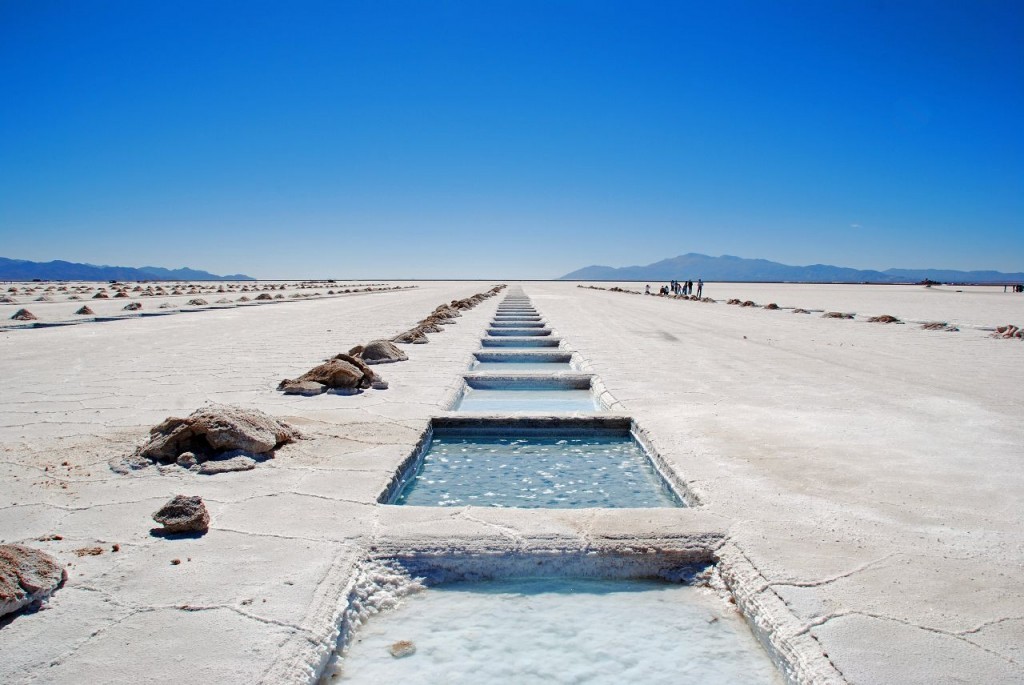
[336,578,783,684]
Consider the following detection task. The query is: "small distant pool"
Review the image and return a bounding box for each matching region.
[336,577,780,684]
[471,361,573,373]
[481,337,560,347]
[455,386,598,412]
[391,429,680,508]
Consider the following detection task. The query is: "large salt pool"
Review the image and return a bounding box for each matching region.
[337,577,781,684]
[392,433,681,507]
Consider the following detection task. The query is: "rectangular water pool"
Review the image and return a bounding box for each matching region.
[471,351,574,373]
[454,376,599,412]
[471,361,574,373]
[481,337,561,347]
[388,419,682,508]
[333,576,780,684]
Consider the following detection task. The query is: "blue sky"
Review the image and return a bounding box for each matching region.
[1,1,1021,278]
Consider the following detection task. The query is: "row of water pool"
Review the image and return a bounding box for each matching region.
[329,288,784,683]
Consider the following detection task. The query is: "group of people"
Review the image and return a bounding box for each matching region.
[646,279,703,298]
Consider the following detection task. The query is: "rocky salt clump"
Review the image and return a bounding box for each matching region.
[992,324,1024,340]
[279,354,379,395]
[152,495,210,534]
[0,544,66,618]
[115,405,299,473]
[75,305,95,315]
[10,308,37,321]
[354,339,409,364]
[822,311,854,319]
[921,321,959,332]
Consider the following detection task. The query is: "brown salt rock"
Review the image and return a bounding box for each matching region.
[75,305,95,315]
[822,311,854,319]
[353,339,409,364]
[123,302,142,311]
[921,321,959,332]
[763,303,780,310]
[278,356,373,394]
[0,544,66,618]
[280,380,328,396]
[868,314,902,324]
[11,308,37,321]
[152,495,210,534]
[392,329,429,345]
[137,405,299,464]
[992,325,1023,340]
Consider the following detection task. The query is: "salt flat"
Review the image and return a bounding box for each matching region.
[0,281,1021,684]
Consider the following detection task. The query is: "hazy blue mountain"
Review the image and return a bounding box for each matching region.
[560,253,1024,283]
[0,257,255,281]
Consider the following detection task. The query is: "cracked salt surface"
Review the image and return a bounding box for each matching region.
[337,578,781,684]
[394,436,682,508]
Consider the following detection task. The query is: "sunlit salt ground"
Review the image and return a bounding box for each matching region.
[470,361,574,373]
[394,436,681,507]
[338,578,781,684]
[456,387,599,412]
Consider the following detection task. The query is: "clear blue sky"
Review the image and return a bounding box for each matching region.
[1,1,1021,278]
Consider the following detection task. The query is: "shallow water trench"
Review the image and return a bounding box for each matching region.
[336,577,782,684]
[330,289,785,684]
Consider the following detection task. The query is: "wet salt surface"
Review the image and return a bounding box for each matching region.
[338,578,781,684]
[395,436,681,507]
[455,388,599,412]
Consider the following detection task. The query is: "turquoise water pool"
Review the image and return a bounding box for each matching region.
[393,433,680,508]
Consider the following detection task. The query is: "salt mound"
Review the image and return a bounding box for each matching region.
[186,298,208,306]
[868,314,902,324]
[355,339,409,365]
[793,308,810,314]
[822,312,854,319]
[123,302,142,311]
[763,303,780,310]
[152,495,210,534]
[992,325,1023,340]
[392,329,429,345]
[134,405,299,465]
[727,299,741,305]
[740,300,756,307]
[75,306,95,315]
[279,354,376,395]
[11,308,37,321]
[921,321,958,332]
[0,544,66,618]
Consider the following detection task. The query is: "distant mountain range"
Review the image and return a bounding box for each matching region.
[0,257,254,281]
[560,253,1024,284]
